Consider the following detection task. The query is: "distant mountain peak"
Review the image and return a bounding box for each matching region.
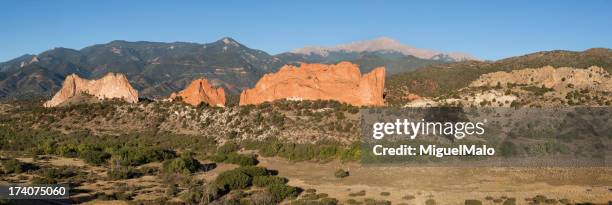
[216,37,240,47]
[291,37,477,61]
[364,36,402,46]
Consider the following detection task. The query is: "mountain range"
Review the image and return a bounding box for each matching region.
[1,37,609,102]
[0,38,283,99]
[0,37,468,100]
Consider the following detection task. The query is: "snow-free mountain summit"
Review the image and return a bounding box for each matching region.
[289,37,477,62]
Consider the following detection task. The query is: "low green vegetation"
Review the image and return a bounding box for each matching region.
[521,85,554,96]
[107,166,141,180]
[253,175,287,187]
[1,158,36,174]
[113,147,177,166]
[334,169,349,178]
[210,153,258,166]
[243,139,361,162]
[465,199,482,205]
[268,183,300,202]
[162,154,202,174]
[348,190,366,197]
[214,169,252,190]
[79,149,111,165]
[213,165,300,203]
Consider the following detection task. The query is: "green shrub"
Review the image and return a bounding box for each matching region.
[301,193,318,200]
[253,175,287,187]
[267,183,299,202]
[107,166,140,180]
[55,144,79,157]
[31,176,57,184]
[214,169,251,191]
[217,142,240,154]
[346,199,360,204]
[235,166,268,177]
[348,190,366,197]
[165,184,178,197]
[503,198,517,205]
[38,167,77,179]
[162,156,201,174]
[210,154,227,163]
[317,193,329,198]
[138,166,159,175]
[544,199,557,204]
[243,139,359,161]
[113,147,176,166]
[425,199,436,205]
[228,153,258,166]
[334,169,349,178]
[465,199,483,205]
[212,153,258,166]
[364,198,391,205]
[79,149,111,165]
[1,158,35,174]
[320,197,339,205]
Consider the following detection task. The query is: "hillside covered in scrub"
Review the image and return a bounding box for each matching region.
[0,99,362,162]
[386,48,612,105]
[0,99,363,204]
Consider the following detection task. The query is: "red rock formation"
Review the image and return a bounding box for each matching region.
[170,78,226,107]
[44,73,138,107]
[239,62,385,106]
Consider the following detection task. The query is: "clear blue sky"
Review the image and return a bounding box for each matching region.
[1,0,610,62]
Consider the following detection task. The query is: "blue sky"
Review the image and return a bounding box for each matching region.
[1,0,610,62]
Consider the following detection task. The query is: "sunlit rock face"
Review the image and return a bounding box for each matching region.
[169,78,226,107]
[239,62,385,106]
[44,73,138,107]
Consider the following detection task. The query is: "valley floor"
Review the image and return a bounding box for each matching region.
[1,155,610,204]
[259,157,611,204]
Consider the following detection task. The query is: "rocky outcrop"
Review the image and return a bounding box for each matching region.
[239,62,385,106]
[43,73,138,107]
[470,66,611,91]
[413,66,612,107]
[169,78,226,107]
[403,93,422,101]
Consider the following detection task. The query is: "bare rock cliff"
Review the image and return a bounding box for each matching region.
[239,62,385,106]
[169,78,226,107]
[43,73,139,107]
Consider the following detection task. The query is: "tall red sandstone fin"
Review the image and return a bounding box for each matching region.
[169,78,226,107]
[239,62,385,106]
[44,72,139,107]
